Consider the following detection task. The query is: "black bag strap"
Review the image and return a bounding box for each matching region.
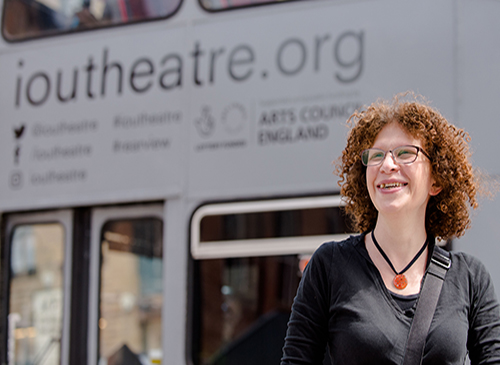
[402,246,451,365]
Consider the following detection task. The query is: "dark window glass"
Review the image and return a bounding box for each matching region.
[194,255,301,365]
[9,223,65,365]
[200,206,350,242]
[99,218,163,364]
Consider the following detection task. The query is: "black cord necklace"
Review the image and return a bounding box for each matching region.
[371,230,428,290]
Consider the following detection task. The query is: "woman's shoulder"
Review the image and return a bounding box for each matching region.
[305,234,365,279]
[317,233,363,250]
[449,250,490,273]
[448,250,500,329]
[446,250,496,294]
[312,233,365,262]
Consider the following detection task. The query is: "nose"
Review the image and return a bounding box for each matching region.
[379,150,399,172]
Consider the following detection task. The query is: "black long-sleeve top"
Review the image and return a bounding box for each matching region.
[281,234,500,364]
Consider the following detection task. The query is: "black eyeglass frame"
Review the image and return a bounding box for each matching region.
[360,145,431,167]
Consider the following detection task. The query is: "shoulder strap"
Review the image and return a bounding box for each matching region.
[402,246,451,365]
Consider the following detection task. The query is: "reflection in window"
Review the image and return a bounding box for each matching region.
[200,0,292,12]
[200,206,351,242]
[99,218,163,365]
[196,255,300,365]
[8,223,65,365]
[2,0,181,40]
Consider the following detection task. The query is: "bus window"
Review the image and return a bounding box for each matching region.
[196,255,300,365]
[191,195,351,365]
[191,195,351,259]
[2,0,181,40]
[8,223,65,365]
[98,217,163,365]
[200,0,294,12]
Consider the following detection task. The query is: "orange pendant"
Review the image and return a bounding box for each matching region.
[393,274,408,290]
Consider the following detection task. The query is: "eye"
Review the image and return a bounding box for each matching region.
[395,147,417,160]
[369,151,384,161]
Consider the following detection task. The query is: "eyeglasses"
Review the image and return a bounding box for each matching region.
[361,145,431,166]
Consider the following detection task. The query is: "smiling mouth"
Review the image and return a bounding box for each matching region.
[377,182,408,189]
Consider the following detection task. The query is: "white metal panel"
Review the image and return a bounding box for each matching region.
[453,0,500,304]
[0,0,455,210]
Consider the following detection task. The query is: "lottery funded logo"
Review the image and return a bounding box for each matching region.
[194,103,249,152]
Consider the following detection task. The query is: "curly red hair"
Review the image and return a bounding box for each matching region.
[336,93,478,240]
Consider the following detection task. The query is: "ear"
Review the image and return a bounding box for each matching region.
[430,182,442,196]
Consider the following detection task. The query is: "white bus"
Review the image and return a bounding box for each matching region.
[1,0,499,363]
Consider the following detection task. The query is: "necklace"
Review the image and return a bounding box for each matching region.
[371,230,428,290]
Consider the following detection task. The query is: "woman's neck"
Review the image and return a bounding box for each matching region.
[367,212,430,295]
[373,214,428,262]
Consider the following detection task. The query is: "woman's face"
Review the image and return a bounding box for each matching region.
[365,122,440,220]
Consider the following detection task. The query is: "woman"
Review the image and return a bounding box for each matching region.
[281,93,500,364]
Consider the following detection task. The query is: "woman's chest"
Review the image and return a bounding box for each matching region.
[326,274,469,364]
